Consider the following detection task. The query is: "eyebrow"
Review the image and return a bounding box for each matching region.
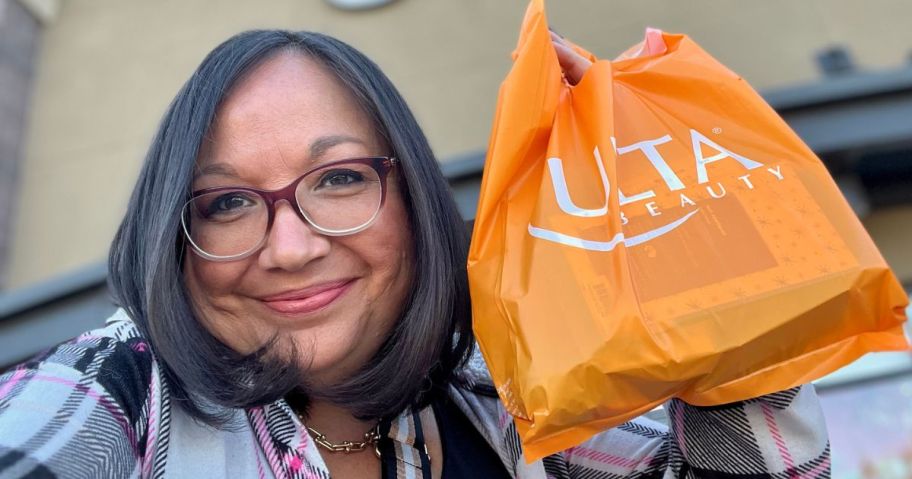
[309,135,366,161]
[193,135,367,181]
[194,162,239,180]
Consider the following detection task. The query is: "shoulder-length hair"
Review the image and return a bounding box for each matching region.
[108,30,473,423]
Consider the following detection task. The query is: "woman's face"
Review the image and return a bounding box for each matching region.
[184,52,414,387]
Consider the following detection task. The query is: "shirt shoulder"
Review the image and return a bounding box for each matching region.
[17,309,153,420]
[0,309,156,478]
[450,346,671,478]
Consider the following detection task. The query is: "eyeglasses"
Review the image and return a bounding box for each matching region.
[181,156,398,261]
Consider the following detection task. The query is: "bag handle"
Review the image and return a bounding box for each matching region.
[512,0,597,65]
[615,27,668,60]
[514,1,670,71]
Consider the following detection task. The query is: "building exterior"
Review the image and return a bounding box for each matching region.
[3,0,912,290]
[0,0,43,291]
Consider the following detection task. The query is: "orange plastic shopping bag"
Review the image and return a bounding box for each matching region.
[468,0,910,461]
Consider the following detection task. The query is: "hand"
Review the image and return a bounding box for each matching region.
[550,30,592,86]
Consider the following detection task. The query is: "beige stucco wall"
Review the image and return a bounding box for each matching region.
[8,0,912,288]
[862,206,912,286]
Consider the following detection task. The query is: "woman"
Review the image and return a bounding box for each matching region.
[0,30,829,478]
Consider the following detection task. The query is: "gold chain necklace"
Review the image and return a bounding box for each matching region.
[297,412,382,458]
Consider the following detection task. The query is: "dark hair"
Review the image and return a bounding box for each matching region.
[108,30,473,423]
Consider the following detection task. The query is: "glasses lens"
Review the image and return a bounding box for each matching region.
[182,190,267,258]
[297,161,383,233]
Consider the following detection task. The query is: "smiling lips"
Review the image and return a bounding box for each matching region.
[260,279,354,315]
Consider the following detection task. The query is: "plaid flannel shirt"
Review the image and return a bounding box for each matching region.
[0,309,830,478]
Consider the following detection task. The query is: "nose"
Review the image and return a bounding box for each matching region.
[257,200,331,271]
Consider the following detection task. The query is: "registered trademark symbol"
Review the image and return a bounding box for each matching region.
[712,127,722,134]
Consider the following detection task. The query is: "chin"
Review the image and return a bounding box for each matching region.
[288,331,365,383]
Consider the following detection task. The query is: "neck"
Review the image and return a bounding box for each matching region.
[301,399,378,443]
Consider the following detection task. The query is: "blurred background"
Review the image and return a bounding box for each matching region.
[0,0,910,476]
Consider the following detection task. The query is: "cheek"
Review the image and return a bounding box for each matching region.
[185,255,249,298]
[366,199,415,302]
[371,192,412,263]
[183,254,262,349]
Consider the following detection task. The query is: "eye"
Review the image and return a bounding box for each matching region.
[318,169,365,188]
[203,192,259,218]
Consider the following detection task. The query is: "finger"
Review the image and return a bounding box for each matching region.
[552,40,592,86]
